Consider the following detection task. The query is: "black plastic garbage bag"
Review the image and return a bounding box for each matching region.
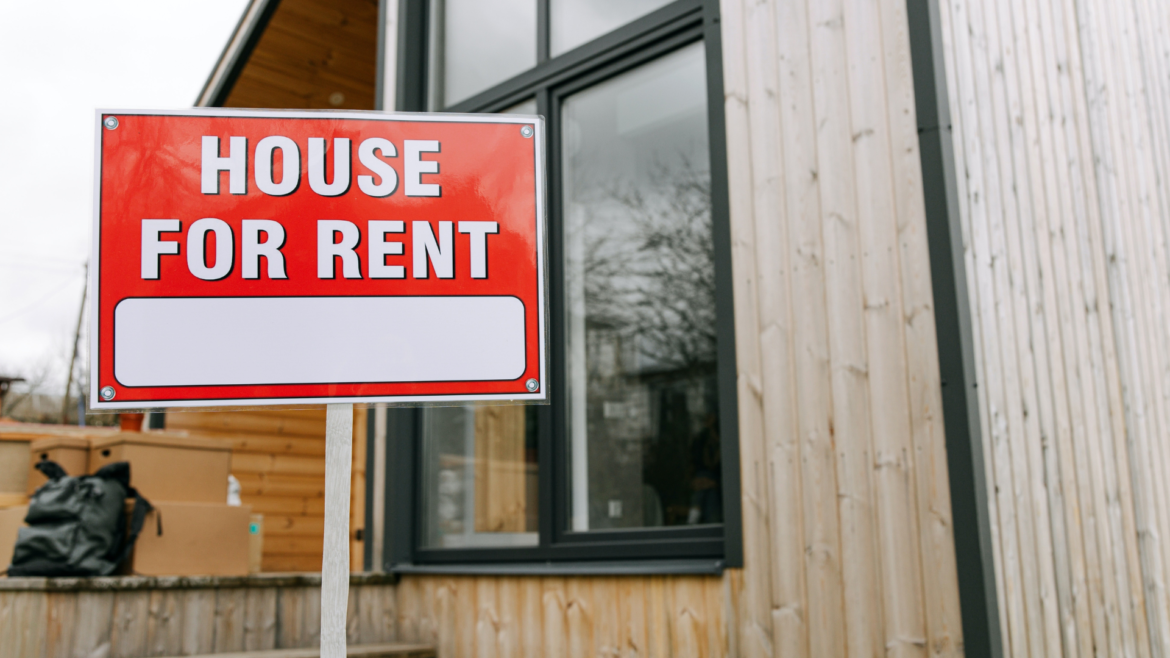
[7,460,153,577]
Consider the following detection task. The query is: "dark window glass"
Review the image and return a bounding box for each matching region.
[550,0,675,56]
[428,0,537,108]
[395,1,738,568]
[561,43,720,531]
[420,405,539,548]
[418,98,540,550]
[503,98,538,115]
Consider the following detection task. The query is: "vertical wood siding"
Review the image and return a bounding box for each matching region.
[718,0,965,655]
[391,575,726,658]
[939,0,1170,653]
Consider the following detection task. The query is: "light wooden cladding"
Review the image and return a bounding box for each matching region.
[473,406,530,533]
[719,0,964,654]
[940,0,1170,653]
[394,575,726,658]
[166,409,366,573]
[223,0,378,110]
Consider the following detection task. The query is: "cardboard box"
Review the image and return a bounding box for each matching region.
[248,513,264,574]
[90,432,231,504]
[2,423,118,494]
[0,494,27,508]
[27,436,91,494]
[0,437,30,495]
[0,506,27,568]
[125,501,251,576]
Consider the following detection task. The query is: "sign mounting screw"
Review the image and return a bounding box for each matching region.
[520,125,533,138]
[100,386,116,400]
[103,116,119,130]
[525,378,539,392]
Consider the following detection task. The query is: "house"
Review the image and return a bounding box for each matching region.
[9,0,1170,656]
[0,376,22,419]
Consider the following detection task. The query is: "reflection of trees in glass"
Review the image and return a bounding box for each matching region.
[566,148,719,529]
[580,156,716,378]
[588,158,719,527]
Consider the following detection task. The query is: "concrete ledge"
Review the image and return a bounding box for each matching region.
[0,571,398,591]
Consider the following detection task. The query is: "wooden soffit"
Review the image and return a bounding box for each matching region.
[198,0,379,111]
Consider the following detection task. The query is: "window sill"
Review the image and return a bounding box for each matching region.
[389,558,724,576]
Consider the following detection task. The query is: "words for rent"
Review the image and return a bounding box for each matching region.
[145,136,497,282]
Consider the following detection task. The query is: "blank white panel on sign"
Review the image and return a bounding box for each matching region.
[114,296,527,387]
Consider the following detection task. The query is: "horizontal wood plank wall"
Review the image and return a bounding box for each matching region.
[938,0,1170,653]
[223,0,378,110]
[717,0,965,655]
[166,409,366,572]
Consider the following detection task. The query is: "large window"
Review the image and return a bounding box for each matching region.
[562,43,716,534]
[388,0,739,568]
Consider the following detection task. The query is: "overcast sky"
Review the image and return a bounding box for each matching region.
[0,0,249,389]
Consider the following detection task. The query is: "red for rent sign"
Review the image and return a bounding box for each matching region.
[89,109,547,409]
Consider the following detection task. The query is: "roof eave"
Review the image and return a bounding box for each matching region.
[195,0,283,108]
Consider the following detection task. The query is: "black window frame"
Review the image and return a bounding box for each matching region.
[383,0,742,571]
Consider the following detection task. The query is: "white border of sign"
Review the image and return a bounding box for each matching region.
[90,108,548,410]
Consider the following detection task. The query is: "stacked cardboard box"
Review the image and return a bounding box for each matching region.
[28,435,93,492]
[90,433,231,502]
[1,424,260,577]
[90,432,254,577]
[0,424,117,567]
[0,506,25,567]
[2,423,117,496]
[0,429,34,567]
[0,434,30,507]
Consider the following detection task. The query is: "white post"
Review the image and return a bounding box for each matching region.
[321,402,353,657]
[371,406,387,569]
